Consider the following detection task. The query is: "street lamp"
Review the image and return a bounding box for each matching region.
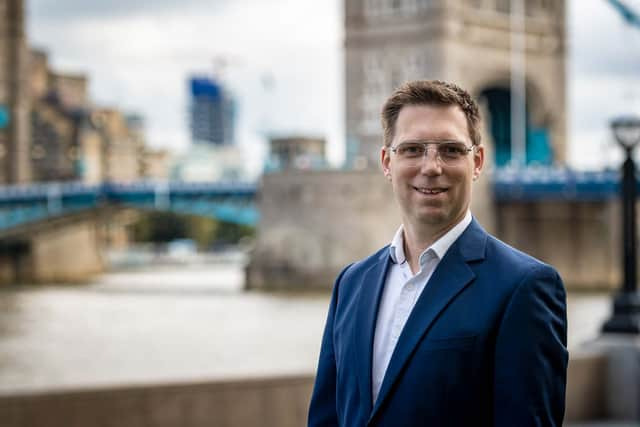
[602,115,640,334]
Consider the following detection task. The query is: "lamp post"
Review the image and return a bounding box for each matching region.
[602,116,640,334]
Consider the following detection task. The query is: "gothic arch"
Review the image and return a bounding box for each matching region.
[471,75,553,167]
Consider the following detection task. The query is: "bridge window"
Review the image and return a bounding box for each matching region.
[363,0,430,20]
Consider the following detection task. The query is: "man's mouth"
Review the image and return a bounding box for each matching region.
[413,186,447,195]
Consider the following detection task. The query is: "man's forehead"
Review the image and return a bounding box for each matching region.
[396,105,466,129]
[394,104,470,136]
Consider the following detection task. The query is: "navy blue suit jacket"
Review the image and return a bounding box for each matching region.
[308,219,568,427]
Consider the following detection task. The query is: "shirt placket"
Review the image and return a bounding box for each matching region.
[390,264,418,344]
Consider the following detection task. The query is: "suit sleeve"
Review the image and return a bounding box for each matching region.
[308,264,351,427]
[493,265,569,427]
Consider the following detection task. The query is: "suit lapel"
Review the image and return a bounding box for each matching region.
[355,250,390,416]
[368,220,487,422]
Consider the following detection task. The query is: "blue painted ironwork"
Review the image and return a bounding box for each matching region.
[0,180,259,231]
[607,0,640,28]
[493,167,621,201]
[0,168,634,232]
[480,88,553,167]
[0,105,9,129]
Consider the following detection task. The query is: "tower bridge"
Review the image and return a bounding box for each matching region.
[0,180,259,234]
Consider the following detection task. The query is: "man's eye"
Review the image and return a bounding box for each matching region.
[440,145,465,156]
[399,145,423,156]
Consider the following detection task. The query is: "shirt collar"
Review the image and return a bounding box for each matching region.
[389,210,472,266]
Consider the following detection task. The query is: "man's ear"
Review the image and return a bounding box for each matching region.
[381,146,392,180]
[473,144,484,179]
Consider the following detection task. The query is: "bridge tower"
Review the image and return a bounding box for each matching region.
[0,0,31,184]
[345,0,567,171]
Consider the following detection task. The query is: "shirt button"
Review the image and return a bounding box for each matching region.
[406,283,415,291]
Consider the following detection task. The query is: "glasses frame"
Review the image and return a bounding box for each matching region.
[387,140,477,165]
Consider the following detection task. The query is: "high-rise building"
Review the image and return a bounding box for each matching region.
[189,76,235,146]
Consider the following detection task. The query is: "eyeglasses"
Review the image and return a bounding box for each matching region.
[388,141,475,165]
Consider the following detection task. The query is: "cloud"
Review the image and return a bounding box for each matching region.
[569,0,640,78]
[26,0,640,170]
[27,0,229,22]
[566,0,640,167]
[26,0,344,168]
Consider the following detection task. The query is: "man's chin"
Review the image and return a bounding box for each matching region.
[413,210,448,226]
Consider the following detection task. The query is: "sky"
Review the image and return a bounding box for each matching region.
[25,0,640,173]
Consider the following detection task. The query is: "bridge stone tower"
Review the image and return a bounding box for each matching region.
[345,0,566,171]
[0,0,31,184]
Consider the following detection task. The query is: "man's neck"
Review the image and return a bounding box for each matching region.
[402,224,447,274]
[401,214,467,274]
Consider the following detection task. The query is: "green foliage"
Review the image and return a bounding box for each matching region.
[214,221,255,246]
[132,211,188,244]
[131,211,254,249]
[186,215,219,250]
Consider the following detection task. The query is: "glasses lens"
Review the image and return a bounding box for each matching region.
[437,143,469,163]
[395,143,425,158]
[394,142,470,164]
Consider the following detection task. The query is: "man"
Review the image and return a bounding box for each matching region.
[308,80,568,427]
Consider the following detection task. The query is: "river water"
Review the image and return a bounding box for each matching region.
[0,258,611,395]
[0,260,330,394]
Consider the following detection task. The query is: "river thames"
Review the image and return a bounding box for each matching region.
[0,258,330,395]
[0,257,611,396]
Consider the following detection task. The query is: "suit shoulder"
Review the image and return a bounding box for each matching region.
[341,245,388,277]
[333,245,389,288]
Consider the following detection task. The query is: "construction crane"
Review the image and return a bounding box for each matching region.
[607,0,640,28]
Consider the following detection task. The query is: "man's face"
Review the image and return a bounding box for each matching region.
[381,104,484,233]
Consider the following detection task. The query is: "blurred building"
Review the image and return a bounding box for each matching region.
[140,148,171,180]
[28,49,147,183]
[0,0,31,183]
[171,144,247,182]
[89,109,143,182]
[344,0,566,169]
[29,49,86,181]
[189,76,235,146]
[265,136,327,172]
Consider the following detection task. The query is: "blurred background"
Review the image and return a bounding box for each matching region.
[1,0,640,426]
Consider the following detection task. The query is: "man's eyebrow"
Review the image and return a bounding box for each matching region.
[397,139,463,144]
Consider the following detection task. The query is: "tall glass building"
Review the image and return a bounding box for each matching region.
[189,77,235,146]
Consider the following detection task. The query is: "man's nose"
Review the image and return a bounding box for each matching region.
[419,147,443,174]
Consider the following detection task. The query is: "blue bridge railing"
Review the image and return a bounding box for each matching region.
[0,180,259,232]
[492,167,623,201]
[0,168,634,232]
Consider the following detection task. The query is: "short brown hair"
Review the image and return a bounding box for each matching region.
[381,80,481,147]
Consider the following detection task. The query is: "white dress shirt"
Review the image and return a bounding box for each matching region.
[371,211,472,404]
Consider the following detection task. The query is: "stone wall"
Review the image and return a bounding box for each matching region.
[0,355,615,425]
[29,218,104,283]
[248,170,623,291]
[0,210,137,285]
[496,200,621,290]
[0,375,314,427]
[247,170,401,289]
